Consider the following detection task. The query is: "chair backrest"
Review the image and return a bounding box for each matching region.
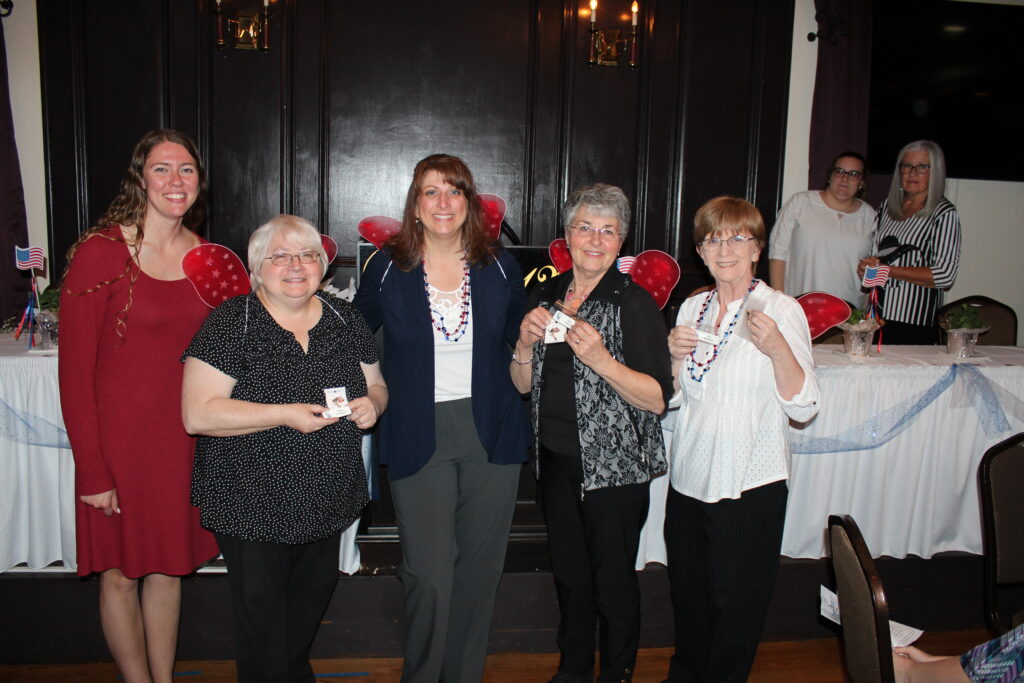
[828,514,896,683]
[815,326,845,345]
[938,296,1018,346]
[979,431,1024,633]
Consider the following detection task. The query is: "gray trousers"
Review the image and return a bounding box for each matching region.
[390,398,522,683]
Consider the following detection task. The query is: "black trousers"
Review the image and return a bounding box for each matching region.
[215,531,342,683]
[663,481,788,683]
[539,446,651,682]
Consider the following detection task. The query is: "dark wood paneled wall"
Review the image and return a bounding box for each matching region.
[36,0,793,557]
[39,0,793,288]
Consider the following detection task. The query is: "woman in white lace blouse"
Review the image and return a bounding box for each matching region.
[662,196,820,683]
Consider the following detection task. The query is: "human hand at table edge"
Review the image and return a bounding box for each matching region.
[80,488,120,516]
[892,645,969,683]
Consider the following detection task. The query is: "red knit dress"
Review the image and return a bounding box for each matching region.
[58,227,219,577]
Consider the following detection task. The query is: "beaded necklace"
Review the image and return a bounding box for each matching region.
[686,278,758,383]
[423,260,472,342]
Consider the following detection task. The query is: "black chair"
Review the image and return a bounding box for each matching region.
[828,514,896,683]
[979,431,1024,634]
[938,296,1018,346]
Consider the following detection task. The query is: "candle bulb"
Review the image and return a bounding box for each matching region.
[590,0,597,24]
[264,0,269,7]
[632,1,638,26]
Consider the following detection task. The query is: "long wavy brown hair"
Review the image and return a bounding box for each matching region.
[61,129,208,337]
[388,154,496,271]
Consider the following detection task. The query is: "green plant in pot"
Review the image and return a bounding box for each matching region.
[838,308,881,332]
[35,284,61,348]
[0,284,60,333]
[941,303,984,331]
[940,303,988,358]
[38,284,60,313]
[837,308,881,357]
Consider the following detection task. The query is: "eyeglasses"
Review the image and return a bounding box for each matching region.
[568,224,621,241]
[265,251,320,267]
[831,167,863,179]
[899,163,931,175]
[700,235,757,251]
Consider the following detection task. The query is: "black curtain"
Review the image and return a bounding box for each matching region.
[807,0,873,190]
[0,17,31,324]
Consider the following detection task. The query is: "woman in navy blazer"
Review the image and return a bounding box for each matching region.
[353,154,530,683]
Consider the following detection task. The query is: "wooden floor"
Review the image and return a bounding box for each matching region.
[0,630,989,682]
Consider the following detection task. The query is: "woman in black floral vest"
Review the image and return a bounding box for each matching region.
[511,183,673,683]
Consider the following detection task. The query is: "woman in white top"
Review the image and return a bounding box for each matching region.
[663,197,820,683]
[768,151,876,306]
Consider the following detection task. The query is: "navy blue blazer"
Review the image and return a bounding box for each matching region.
[353,246,531,480]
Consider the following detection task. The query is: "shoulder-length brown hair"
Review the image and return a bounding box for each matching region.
[388,154,496,271]
[61,129,208,337]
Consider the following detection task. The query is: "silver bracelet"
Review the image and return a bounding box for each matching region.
[511,350,533,365]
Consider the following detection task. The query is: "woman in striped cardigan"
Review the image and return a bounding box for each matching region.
[858,140,962,344]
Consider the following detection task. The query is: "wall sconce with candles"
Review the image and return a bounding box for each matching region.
[587,1,640,67]
[214,0,271,51]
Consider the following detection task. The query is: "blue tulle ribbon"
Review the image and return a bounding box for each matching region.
[791,364,1021,455]
[0,397,71,449]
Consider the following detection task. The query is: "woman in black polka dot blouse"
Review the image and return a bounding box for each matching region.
[181,214,388,682]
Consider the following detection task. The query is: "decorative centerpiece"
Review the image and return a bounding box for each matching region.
[837,308,881,357]
[940,303,987,358]
[35,285,60,349]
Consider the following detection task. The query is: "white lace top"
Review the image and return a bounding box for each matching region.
[427,282,473,402]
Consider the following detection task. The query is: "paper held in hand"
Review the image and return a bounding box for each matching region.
[544,302,578,344]
[323,387,352,418]
[819,585,923,648]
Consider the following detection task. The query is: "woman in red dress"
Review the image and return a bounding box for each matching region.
[58,129,220,683]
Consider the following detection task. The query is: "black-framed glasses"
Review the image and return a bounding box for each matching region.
[265,251,320,267]
[700,235,757,251]
[568,224,621,241]
[899,163,931,174]
[831,167,863,179]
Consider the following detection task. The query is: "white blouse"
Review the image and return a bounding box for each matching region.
[668,281,820,503]
[768,190,876,306]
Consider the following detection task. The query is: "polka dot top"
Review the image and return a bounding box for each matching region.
[183,292,378,544]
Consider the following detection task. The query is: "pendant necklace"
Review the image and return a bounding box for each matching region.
[565,279,593,312]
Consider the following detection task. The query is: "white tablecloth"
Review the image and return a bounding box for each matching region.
[637,345,1024,565]
[0,334,365,574]
[0,336,75,571]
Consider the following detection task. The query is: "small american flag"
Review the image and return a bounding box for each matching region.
[862,265,891,288]
[616,256,636,274]
[15,246,45,271]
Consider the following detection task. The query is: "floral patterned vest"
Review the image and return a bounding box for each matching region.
[530,271,667,493]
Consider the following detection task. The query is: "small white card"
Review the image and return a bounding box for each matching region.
[694,328,722,346]
[819,585,923,648]
[323,386,351,418]
[544,309,577,344]
[679,319,722,346]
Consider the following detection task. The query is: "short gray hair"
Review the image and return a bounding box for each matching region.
[561,183,631,239]
[886,140,948,219]
[248,214,328,289]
